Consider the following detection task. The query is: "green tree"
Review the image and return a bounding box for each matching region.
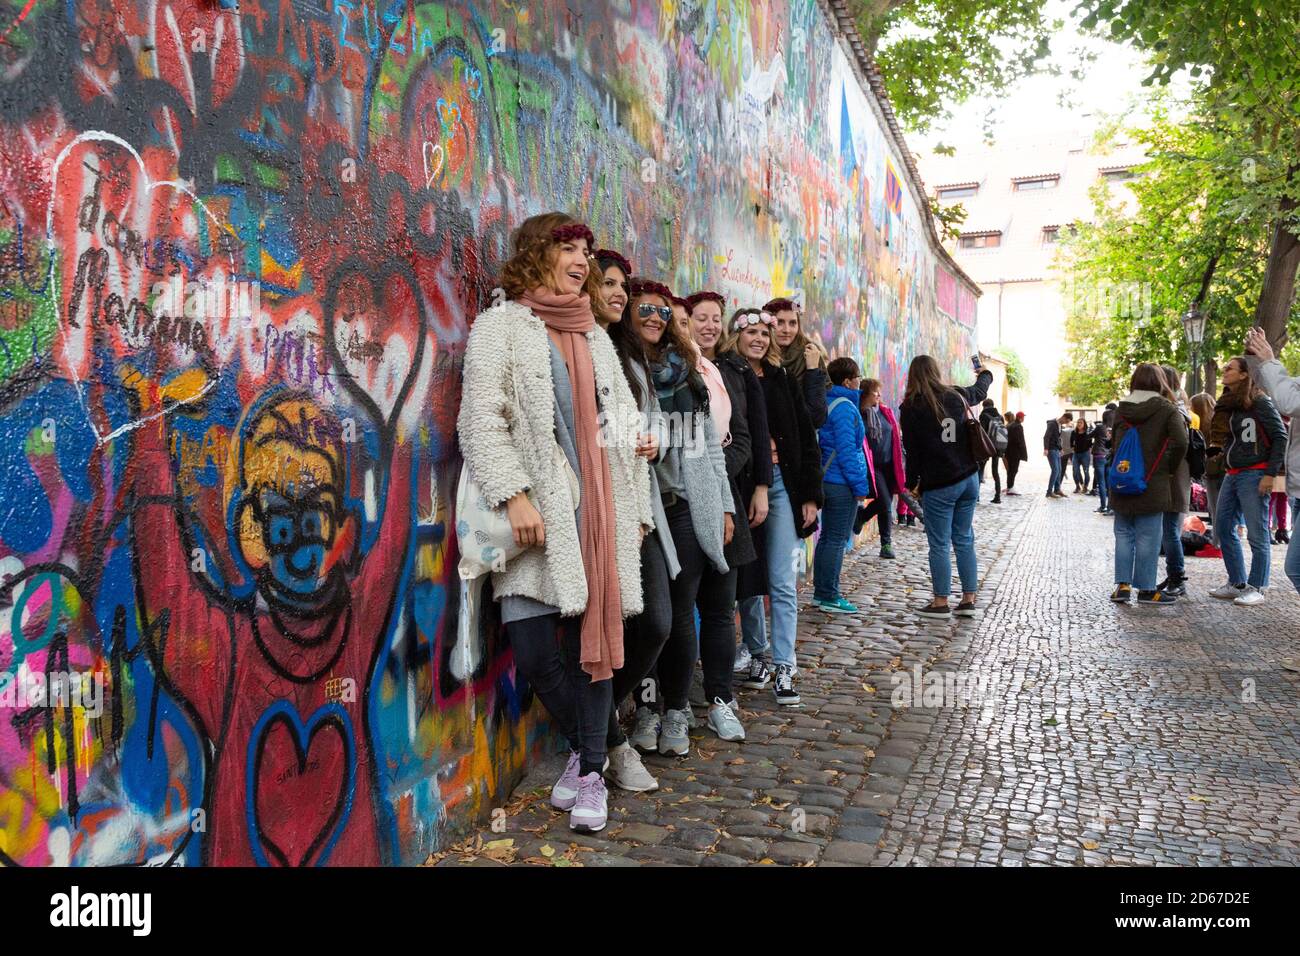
[1076,1,1300,349]
[1055,93,1297,393]
[852,0,1059,133]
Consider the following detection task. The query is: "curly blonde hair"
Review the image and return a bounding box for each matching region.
[500,212,603,302]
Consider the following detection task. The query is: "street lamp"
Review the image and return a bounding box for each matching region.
[1182,306,1207,396]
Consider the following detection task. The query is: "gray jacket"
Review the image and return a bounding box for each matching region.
[630,360,681,579]
[1248,357,1300,497]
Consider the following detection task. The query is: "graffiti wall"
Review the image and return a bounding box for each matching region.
[0,0,973,866]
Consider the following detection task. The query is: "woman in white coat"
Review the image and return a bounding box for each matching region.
[458,213,651,833]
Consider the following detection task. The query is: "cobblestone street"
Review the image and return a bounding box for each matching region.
[434,473,1300,867]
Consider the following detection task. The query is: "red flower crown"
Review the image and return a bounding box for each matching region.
[685,290,726,312]
[551,223,595,246]
[628,278,674,300]
[594,249,634,276]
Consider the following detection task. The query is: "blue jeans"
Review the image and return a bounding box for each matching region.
[1072,451,1091,487]
[1113,511,1162,590]
[813,482,856,603]
[1093,456,1109,509]
[1161,512,1186,580]
[1285,527,1300,595]
[920,472,980,598]
[1217,470,1271,588]
[1047,450,1063,494]
[740,464,800,668]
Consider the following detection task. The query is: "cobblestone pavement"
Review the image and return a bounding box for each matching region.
[431,474,1300,867]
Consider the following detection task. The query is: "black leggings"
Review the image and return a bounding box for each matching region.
[697,565,739,704]
[658,500,708,713]
[607,531,672,747]
[506,613,612,776]
[1005,457,1020,490]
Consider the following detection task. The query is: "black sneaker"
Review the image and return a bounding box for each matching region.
[916,602,952,619]
[1111,583,1132,603]
[741,656,772,690]
[1137,589,1178,606]
[1160,577,1188,597]
[991,496,1001,504]
[954,601,977,617]
[773,664,800,706]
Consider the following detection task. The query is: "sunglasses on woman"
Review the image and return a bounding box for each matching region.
[638,303,672,322]
[731,311,775,332]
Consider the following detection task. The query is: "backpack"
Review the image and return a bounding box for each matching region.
[1108,418,1170,496]
[1186,427,1207,481]
[986,418,1009,454]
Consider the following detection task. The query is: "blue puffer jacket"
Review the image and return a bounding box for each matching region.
[818,385,871,497]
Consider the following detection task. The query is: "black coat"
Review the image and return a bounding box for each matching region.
[1070,428,1093,455]
[900,369,994,493]
[760,363,824,535]
[1005,422,1028,462]
[715,353,768,569]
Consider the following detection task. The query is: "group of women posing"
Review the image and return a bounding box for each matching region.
[458,213,828,833]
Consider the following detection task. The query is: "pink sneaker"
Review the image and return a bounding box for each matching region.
[550,752,581,810]
[569,772,608,832]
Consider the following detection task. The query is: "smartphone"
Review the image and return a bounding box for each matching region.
[971,354,983,371]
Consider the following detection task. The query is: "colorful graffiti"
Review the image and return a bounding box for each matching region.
[0,0,972,866]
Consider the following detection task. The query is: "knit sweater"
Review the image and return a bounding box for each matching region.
[458,300,651,617]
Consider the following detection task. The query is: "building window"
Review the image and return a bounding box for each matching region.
[1042,227,1059,245]
[1101,167,1137,182]
[937,184,978,200]
[958,232,1002,249]
[1013,175,1060,191]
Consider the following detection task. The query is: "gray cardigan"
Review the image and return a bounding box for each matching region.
[630,359,681,580]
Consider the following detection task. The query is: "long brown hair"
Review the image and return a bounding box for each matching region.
[1220,355,1262,409]
[1190,391,1215,435]
[1129,362,1166,394]
[902,354,954,420]
[500,212,602,302]
[631,285,700,376]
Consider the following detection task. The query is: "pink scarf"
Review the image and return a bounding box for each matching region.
[518,287,624,682]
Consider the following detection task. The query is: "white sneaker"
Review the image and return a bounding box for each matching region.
[734,645,753,673]
[1209,582,1247,600]
[1279,658,1300,673]
[1233,586,1266,606]
[707,697,746,741]
[607,741,659,792]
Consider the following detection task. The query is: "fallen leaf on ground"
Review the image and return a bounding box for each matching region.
[1081,840,1099,850]
[1042,717,1059,726]
[540,844,555,858]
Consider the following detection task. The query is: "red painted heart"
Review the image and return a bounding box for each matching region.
[250,707,354,866]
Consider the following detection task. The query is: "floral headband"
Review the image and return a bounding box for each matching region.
[731,311,775,332]
[551,223,595,246]
[628,278,674,300]
[594,249,633,276]
[685,290,726,312]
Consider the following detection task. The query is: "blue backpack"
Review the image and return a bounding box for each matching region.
[1108,418,1169,496]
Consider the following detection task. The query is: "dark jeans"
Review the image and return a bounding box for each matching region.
[697,565,739,704]
[607,531,672,747]
[1162,511,1186,580]
[980,455,1002,497]
[1005,457,1020,490]
[814,482,857,602]
[1093,456,1109,510]
[658,500,708,712]
[1047,450,1063,493]
[1072,451,1091,488]
[855,467,893,544]
[507,613,612,775]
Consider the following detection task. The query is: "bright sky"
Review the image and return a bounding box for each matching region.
[911,1,1186,154]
